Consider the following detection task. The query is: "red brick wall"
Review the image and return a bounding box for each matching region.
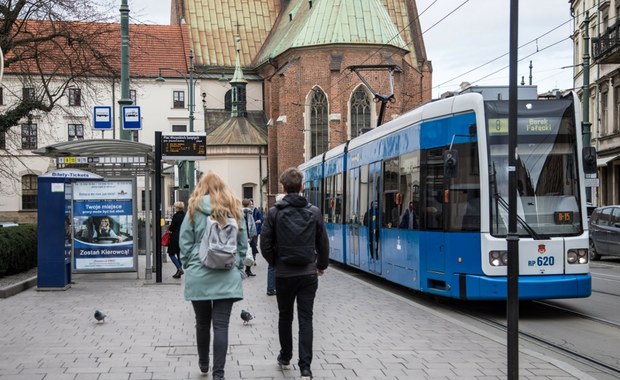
[260,46,431,196]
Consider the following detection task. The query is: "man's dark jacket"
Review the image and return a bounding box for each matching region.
[260,193,329,277]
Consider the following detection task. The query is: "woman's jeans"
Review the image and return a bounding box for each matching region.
[168,253,182,270]
[275,274,318,370]
[191,299,234,378]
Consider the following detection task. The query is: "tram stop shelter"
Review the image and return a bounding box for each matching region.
[33,139,160,283]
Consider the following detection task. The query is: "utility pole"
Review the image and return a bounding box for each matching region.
[187,49,195,190]
[119,0,133,141]
[507,1,520,379]
[583,11,592,202]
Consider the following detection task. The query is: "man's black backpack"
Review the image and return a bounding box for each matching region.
[275,203,316,265]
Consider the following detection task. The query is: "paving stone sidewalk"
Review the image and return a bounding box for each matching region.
[0,255,594,380]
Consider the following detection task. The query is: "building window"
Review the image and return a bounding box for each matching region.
[615,86,620,133]
[68,124,84,141]
[0,131,5,149]
[21,123,37,149]
[243,185,253,200]
[68,88,81,106]
[309,88,328,157]
[23,87,35,101]
[0,87,3,105]
[351,86,372,138]
[130,89,137,105]
[173,91,185,108]
[225,90,232,111]
[172,125,187,132]
[21,174,38,210]
[602,91,608,136]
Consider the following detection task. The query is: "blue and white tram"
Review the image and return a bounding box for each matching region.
[299,87,592,300]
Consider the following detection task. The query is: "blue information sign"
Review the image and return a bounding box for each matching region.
[93,106,112,130]
[122,106,141,130]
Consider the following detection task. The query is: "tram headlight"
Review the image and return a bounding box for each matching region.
[567,249,589,264]
[489,250,508,266]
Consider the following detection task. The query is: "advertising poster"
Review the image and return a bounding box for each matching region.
[72,180,136,272]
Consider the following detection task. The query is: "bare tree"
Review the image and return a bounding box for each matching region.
[0,0,120,133]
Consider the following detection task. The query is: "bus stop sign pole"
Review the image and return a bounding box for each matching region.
[155,131,163,283]
[507,1,520,379]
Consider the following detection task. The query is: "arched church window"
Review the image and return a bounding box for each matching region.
[310,89,328,157]
[225,90,232,111]
[351,86,371,138]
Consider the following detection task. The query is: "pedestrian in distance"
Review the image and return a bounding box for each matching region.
[168,201,186,278]
[265,195,283,296]
[260,167,329,380]
[250,198,263,264]
[179,171,250,380]
[242,198,257,277]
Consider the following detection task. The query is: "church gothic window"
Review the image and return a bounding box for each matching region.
[309,88,328,157]
[351,86,372,138]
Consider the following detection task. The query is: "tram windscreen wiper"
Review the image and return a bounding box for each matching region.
[493,192,541,240]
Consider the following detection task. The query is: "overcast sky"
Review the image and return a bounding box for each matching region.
[122,0,577,98]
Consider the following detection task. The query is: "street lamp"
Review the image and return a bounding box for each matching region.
[156,49,196,190]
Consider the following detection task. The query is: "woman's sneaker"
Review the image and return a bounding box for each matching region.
[277,354,290,369]
[301,367,312,379]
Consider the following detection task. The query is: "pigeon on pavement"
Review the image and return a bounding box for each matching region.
[240,309,253,325]
[94,310,107,323]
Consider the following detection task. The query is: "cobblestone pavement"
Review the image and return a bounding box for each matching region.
[0,255,596,379]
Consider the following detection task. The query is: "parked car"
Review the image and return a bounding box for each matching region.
[588,205,620,260]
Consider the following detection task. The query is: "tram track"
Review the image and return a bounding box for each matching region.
[452,304,620,378]
[336,262,620,378]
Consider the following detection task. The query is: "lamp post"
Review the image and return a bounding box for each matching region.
[155,49,196,190]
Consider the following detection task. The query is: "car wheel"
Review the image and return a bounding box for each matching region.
[589,239,601,261]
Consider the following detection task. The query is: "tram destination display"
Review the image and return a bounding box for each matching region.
[161,132,207,160]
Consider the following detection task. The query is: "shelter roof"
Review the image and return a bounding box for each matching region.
[32,139,155,177]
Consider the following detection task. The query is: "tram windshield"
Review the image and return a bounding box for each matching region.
[485,99,583,238]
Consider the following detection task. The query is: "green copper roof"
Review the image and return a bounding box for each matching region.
[255,0,408,65]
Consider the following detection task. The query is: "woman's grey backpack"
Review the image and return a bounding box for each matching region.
[198,215,238,270]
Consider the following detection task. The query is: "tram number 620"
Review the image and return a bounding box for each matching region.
[529,256,555,266]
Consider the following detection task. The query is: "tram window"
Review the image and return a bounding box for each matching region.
[348,168,361,225]
[421,148,445,230]
[360,165,369,225]
[383,158,400,228]
[324,176,333,222]
[445,141,480,232]
[397,152,420,229]
[334,173,343,224]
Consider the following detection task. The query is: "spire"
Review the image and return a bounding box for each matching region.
[230,34,248,117]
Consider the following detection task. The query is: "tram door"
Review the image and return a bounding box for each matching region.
[368,161,382,274]
[349,167,361,267]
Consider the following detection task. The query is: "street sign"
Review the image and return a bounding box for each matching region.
[122,106,141,130]
[93,106,112,130]
[161,132,207,160]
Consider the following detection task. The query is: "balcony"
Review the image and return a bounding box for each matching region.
[593,20,620,63]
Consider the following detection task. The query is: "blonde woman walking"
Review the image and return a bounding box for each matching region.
[180,171,249,380]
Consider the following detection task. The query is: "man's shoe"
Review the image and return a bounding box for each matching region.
[266,290,276,296]
[245,271,256,277]
[277,354,290,369]
[199,364,208,375]
[172,269,182,279]
[300,367,312,379]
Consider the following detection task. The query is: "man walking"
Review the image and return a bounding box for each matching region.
[260,167,329,380]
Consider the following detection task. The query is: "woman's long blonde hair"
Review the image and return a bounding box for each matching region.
[187,171,242,225]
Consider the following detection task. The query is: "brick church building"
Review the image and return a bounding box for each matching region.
[170,0,432,203]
